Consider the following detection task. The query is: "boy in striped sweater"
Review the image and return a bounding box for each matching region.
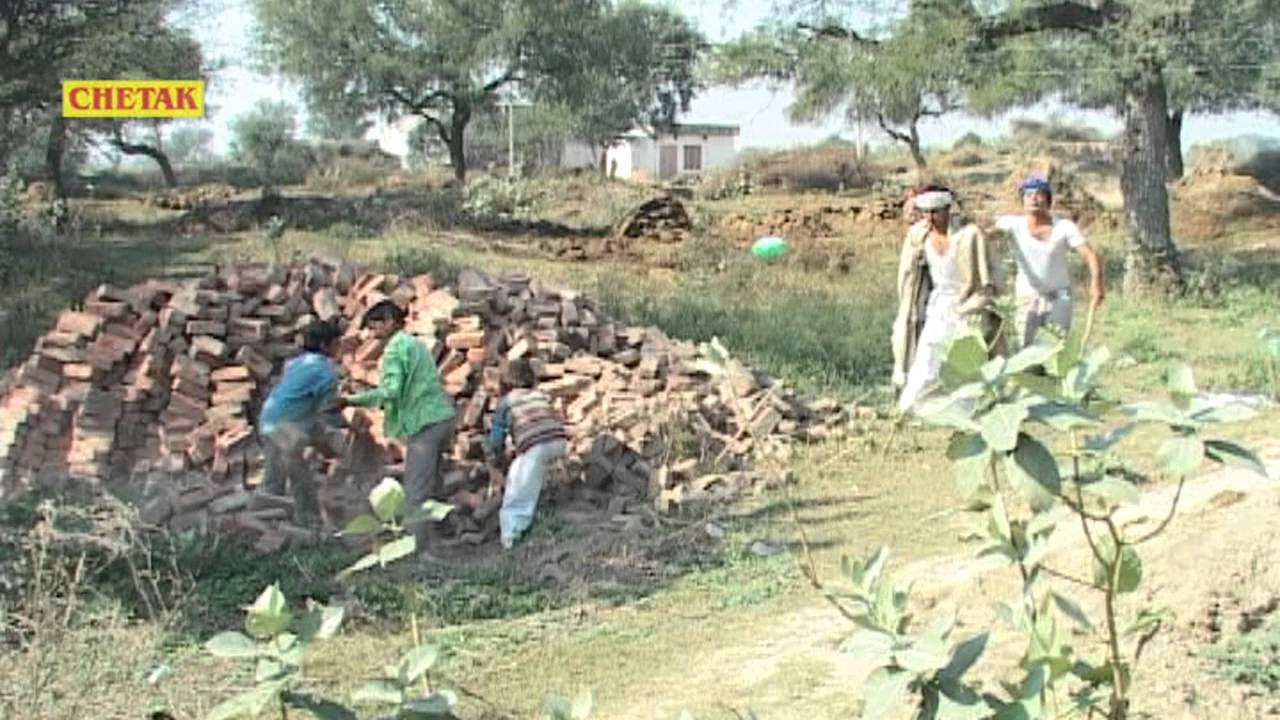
[485,386,568,549]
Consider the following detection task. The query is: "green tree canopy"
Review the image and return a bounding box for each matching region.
[252,0,606,182]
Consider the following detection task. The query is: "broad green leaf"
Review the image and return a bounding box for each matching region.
[980,403,1029,452]
[341,513,382,536]
[935,677,990,720]
[245,585,292,640]
[255,656,289,682]
[297,604,345,643]
[1083,423,1136,454]
[1010,372,1062,400]
[1026,401,1101,431]
[1189,401,1256,425]
[1005,343,1057,376]
[1064,346,1111,400]
[404,690,459,716]
[861,666,914,720]
[980,356,1009,384]
[339,551,381,579]
[1051,591,1095,631]
[403,499,456,525]
[1071,658,1114,685]
[840,630,896,660]
[398,644,441,684]
[1205,439,1269,478]
[947,433,991,499]
[1079,475,1141,505]
[895,635,952,673]
[378,535,418,566]
[1157,436,1204,478]
[1091,539,1142,594]
[571,688,594,720]
[1122,401,1187,426]
[205,631,260,659]
[940,331,989,387]
[1166,362,1197,404]
[206,683,281,720]
[369,477,406,522]
[1005,434,1061,511]
[917,393,981,433]
[351,680,403,705]
[939,632,989,682]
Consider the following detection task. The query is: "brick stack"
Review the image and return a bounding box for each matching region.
[0,257,860,549]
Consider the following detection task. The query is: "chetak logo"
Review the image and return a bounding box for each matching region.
[62,80,204,118]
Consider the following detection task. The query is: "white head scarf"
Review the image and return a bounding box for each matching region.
[913,190,953,210]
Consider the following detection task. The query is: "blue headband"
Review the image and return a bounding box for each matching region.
[1020,177,1052,195]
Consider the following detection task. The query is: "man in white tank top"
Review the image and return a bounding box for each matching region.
[993,176,1105,347]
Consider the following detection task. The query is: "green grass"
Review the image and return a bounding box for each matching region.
[1208,613,1280,696]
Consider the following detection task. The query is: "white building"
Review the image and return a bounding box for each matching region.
[563,123,740,180]
[364,114,425,169]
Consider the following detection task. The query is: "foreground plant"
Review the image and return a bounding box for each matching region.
[338,477,454,579]
[204,583,345,719]
[849,328,1268,719]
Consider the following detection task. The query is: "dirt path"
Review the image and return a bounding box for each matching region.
[607,450,1280,720]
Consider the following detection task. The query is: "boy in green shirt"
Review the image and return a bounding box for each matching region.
[341,300,456,558]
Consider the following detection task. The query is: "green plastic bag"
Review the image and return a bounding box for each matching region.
[751,235,788,260]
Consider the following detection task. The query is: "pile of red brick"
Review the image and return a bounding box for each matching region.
[0,257,854,551]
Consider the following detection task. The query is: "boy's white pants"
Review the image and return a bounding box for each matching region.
[499,439,568,548]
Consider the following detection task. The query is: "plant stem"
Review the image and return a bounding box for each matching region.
[1041,564,1099,591]
[1134,475,1186,544]
[1103,519,1127,720]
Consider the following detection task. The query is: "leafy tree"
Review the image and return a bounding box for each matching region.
[541,1,706,174]
[986,3,1280,179]
[728,0,1280,294]
[712,4,972,172]
[965,0,1280,294]
[251,0,603,182]
[230,100,306,186]
[165,124,216,166]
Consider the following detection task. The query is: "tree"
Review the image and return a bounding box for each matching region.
[251,0,604,182]
[1020,4,1280,179]
[541,1,706,174]
[72,11,208,188]
[230,100,304,186]
[968,0,1280,294]
[712,3,972,172]
[0,1,137,168]
[735,1,1280,294]
[165,124,215,166]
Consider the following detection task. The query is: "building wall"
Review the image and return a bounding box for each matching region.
[363,115,423,169]
[560,140,598,170]
[600,132,736,181]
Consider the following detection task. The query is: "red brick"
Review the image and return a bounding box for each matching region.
[210,365,251,383]
[84,300,130,320]
[63,363,95,381]
[55,312,101,339]
[186,320,227,337]
[190,335,227,361]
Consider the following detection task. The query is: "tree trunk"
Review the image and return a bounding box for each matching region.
[907,121,927,173]
[1119,63,1181,296]
[1165,109,1184,180]
[45,114,67,199]
[114,133,178,187]
[447,105,471,182]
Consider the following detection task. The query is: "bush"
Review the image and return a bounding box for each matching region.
[461,173,545,219]
[953,131,984,149]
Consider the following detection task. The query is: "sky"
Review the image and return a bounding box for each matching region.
[182,0,1280,157]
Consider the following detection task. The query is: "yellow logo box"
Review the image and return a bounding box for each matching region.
[62,80,204,118]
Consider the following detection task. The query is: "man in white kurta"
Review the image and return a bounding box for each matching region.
[994,176,1105,347]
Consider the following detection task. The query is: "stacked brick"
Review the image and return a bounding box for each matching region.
[0,257,858,550]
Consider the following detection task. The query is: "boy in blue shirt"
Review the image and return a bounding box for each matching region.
[258,319,344,525]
